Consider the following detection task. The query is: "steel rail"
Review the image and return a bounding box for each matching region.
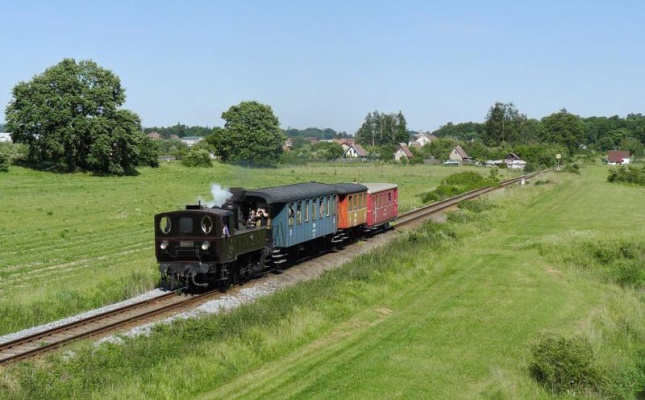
[0,291,219,365]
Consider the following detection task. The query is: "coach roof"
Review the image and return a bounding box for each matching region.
[329,183,368,195]
[244,182,338,204]
[361,182,398,194]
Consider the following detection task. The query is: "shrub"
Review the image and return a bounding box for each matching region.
[612,259,644,286]
[529,334,604,395]
[458,199,495,213]
[560,162,581,174]
[0,152,8,172]
[608,165,645,185]
[181,148,212,168]
[421,171,498,203]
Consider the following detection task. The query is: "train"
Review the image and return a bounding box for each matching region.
[154,181,398,290]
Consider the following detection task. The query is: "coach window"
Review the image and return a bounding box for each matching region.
[319,198,324,218]
[288,204,295,226]
[297,203,302,224]
[312,199,317,221]
[305,200,309,222]
[326,196,331,216]
[362,193,366,208]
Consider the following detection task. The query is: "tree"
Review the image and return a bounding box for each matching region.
[355,110,408,146]
[483,102,526,146]
[210,101,285,166]
[432,121,483,141]
[312,141,344,161]
[5,59,156,174]
[541,109,586,155]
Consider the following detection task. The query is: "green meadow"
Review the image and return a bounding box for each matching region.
[1,162,645,399]
[0,162,491,334]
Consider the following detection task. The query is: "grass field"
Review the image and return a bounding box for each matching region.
[0,162,496,334]
[2,162,644,399]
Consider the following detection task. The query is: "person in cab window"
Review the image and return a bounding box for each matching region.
[257,208,269,226]
[247,210,256,227]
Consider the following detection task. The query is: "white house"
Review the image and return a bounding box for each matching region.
[0,133,12,142]
[342,143,368,161]
[504,152,526,170]
[607,150,631,165]
[408,133,437,147]
[181,136,203,147]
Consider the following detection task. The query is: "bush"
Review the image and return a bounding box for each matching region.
[559,162,581,174]
[181,148,212,168]
[421,171,498,203]
[0,152,8,172]
[458,199,495,213]
[529,334,604,395]
[608,165,645,185]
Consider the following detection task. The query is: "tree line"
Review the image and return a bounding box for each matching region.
[3,58,645,174]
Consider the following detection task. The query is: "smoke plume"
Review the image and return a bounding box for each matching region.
[198,184,233,208]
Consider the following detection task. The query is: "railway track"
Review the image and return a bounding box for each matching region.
[0,171,540,366]
[396,171,540,227]
[0,290,222,365]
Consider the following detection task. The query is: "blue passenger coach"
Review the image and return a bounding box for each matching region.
[231,183,338,252]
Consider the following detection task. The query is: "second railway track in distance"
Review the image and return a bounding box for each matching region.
[0,171,541,366]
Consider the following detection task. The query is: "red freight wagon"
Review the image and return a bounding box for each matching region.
[363,183,398,230]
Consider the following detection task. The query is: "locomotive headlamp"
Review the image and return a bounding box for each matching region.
[160,241,168,250]
[201,241,210,251]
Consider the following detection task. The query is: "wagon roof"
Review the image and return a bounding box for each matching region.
[361,182,398,194]
[329,183,368,195]
[244,182,338,204]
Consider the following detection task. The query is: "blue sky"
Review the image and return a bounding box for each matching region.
[1,1,644,133]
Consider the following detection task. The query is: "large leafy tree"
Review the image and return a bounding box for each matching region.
[5,58,156,174]
[483,102,527,146]
[355,110,408,146]
[541,109,586,155]
[210,101,285,166]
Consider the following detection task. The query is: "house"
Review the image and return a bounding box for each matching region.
[181,136,203,147]
[283,138,293,152]
[504,152,526,170]
[607,150,631,165]
[146,131,161,140]
[342,143,368,161]
[0,132,12,142]
[334,139,355,152]
[448,146,472,164]
[394,143,414,162]
[408,133,437,147]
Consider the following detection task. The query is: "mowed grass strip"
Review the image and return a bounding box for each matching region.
[3,165,644,399]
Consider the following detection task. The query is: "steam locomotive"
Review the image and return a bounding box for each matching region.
[154,181,398,290]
